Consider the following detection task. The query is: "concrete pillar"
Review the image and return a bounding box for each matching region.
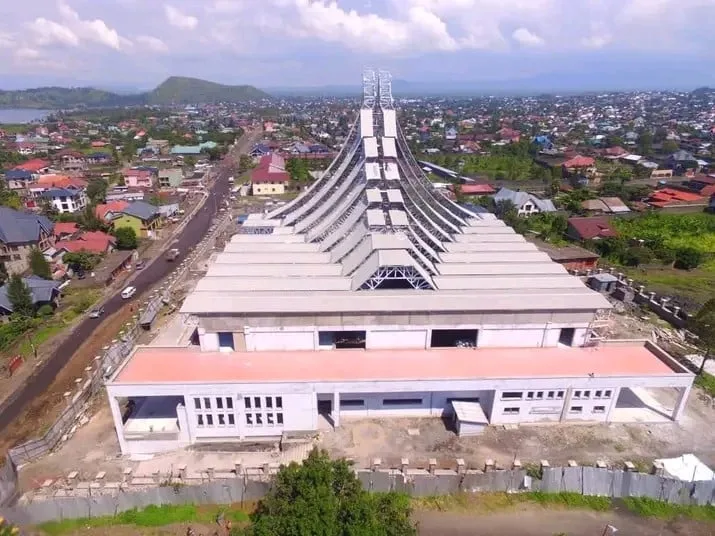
[333,391,340,428]
[671,384,691,422]
[428,458,437,474]
[401,458,409,474]
[605,387,621,423]
[108,395,128,454]
[457,459,466,474]
[176,403,190,443]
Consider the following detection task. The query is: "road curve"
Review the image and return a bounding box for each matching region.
[0,132,255,433]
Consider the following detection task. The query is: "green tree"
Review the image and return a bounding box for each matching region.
[674,247,702,270]
[85,178,108,204]
[0,262,7,285]
[63,251,101,272]
[184,155,197,168]
[29,248,52,280]
[690,298,715,375]
[113,226,138,250]
[79,205,105,231]
[250,449,416,536]
[0,180,22,210]
[6,274,34,317]
[662,139,679,154]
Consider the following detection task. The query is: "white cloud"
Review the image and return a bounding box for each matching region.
[165,5,198,30]
[581,34,612,49]
[15,47,41,60]
[512,27,545,47]
[0,31,14,49]
[135,35,169,53]
[29,17,80,47]
[57,1,126,50]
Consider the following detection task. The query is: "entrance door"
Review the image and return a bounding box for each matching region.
[559,328,575,346]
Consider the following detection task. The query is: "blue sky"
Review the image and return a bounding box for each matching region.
[1,0,714,91]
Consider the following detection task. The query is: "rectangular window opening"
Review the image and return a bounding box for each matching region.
[226,398,233,409]
[277,413,283,425]
[340,399,366,408]
[429,329,478,348]
[228,414,235,425]
[244,397,251,409]
[594,406,606,414]
[501,392,523,400]
[570,406,583,413]
[503,407,520,415]
[383,398,423,407]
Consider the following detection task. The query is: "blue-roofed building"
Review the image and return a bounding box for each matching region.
[493,187,557,217]
[249,143,271,158]
[42,186,88,214]
[2,169,33,190]
[170,141,218,156]
[0,276,61,316]
[87,152,112,164]
[0,207,54,273]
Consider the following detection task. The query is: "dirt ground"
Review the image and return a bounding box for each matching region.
[24,507,714,536]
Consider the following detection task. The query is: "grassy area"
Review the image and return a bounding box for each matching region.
[623,497,715,522]
[619,265,715,308]
[694,372,715,397]
[38,504,250,535]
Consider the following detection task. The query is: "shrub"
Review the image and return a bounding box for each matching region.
[621,246,653,267]
[674,247,703,270]
[36,304,54,317]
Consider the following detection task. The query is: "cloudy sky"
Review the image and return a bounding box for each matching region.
[1,0,714,91]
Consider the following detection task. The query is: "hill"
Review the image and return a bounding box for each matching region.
[0,77,269,109]
[147,76,268,105]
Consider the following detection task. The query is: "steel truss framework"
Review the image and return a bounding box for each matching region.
[358,265,432,290]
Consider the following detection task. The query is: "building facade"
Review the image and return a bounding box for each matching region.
[107,71,694,455]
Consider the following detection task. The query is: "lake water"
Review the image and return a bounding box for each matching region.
[0,109,53,124]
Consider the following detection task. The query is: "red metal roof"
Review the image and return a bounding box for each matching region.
[568,216,617,240]
[14,159,50,173]
[563,155,596,168]
[251,154,290,184]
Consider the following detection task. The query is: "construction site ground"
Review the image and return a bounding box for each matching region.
[24,504,714,535]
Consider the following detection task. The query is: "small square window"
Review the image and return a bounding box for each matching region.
[547,391,555,399]
[574,390,581,399]
[206,414,214,426]
[216,398,223,409]
[570,406,583,413]
[228,414,235,425]
[197,414,204,426]
[557,391,565,399]
[595,390,602,398]
[276,397,283,409]
[604,390,612,398]
[277,413,283,425]
[204,397,211,409]
[267,413,274,425]
[244,397,251,409]
[246,414,253,425]
[256,413,263,425]
[536,391,544,399]
[218,414,225,425]
[594,406,606,413]
[503,407,520,415]
[527,391,534,399]
[254,397,261,409]
[583,390,591,399]
[226,398,233,409]
[194,398,201,410]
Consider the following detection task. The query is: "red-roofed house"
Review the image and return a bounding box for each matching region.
[645,188,707,208]
[605,146,628,157]
[96,200,130,221]
[53,222,79,240]
[56,231,116,255]
[567,216,617,241]
[251,154,290,195]
[14,159,50,176]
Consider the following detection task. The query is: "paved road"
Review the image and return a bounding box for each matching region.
[0,130,260,433]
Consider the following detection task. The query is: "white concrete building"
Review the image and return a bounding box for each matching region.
[106,70,694,455]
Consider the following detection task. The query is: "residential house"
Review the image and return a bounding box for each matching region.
[86,152,112,165]
[562,155,597,177]
[158,168,184,188]
[249,143,272,158]
[566,216,617,241]
[53,222,79,241]
[251,153,291,195]
[0,276,61,318]
[493,188,557,217]
[170,141,217,156]
[56,231,116,255]
[580,197,631,214]
[0,207,54,274]
[686,176,715,197]
[667,150,699,175]
[444,127,458,141]
[57,150,87,172]
[96,200,130,221]
[42,186,88,214]
[497,127,521,143]
[13,159,50,177]
[111,201,162,238]
[451,183,496,196]
[645,188,707,209]
[123,169,154,189]
[3,169,33,191]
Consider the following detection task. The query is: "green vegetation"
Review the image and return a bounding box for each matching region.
[148,76,268,105]
[689,297,715,374]
[694,372,715,398]
[30,248,52,280]
[0,77,268,109]
[250,448,416,536]
[622,497,715,522]
[113,226,138,250]
[6,274,33,317]
[285,158,312,183]
[38,504,250,535]
[0,180,21,210]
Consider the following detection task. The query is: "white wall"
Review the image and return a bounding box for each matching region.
[248,331,314,351]
[478,328,547,348]
[366,329,427,349]
[337,390,492,419]
[199,329,219,351]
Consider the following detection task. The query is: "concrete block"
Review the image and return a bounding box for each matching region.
[484,459,495,472]
[401,458,409,473]
[95,472,106,480]
[233,460,242,475]
[624,461,636,472]
[67,471,78,480]
[568,460,578,467]
[456,459,466,474]
[428,458,437,474]
[540,460,550,469]
[596,460,607,469]
[41,479,53,488]
[651,461,665,476]
[177,464,187,478]
[512,459,521,470]
[372,458,382,471]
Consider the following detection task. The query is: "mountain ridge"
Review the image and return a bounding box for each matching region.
[0,76,269,109]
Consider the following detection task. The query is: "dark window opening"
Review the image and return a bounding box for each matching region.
[430,329,478,348]
[559,328,575,346]
[501,391,523,400]
[218,332,235,350]
[383,398,423,406]
[319,330,366,349]
[340,399,365,408]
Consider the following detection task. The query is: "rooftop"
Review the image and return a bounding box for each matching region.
[112,342,688,385]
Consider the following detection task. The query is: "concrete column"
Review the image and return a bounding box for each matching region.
[233,331,247,352]
[333,391,340,428]
[176,403,191,443]
[605,387,621,423]
[671,385,691,422]
[559,388,574,422]
[108,395,128,454]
